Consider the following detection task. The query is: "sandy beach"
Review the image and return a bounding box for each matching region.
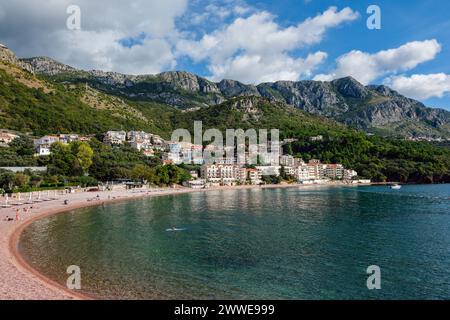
[0,182,364,300]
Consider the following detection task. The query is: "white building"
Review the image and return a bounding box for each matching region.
[280,155,296,167]
[310,135,324,142]
[344,169,358,180]
[305,160,324,180]
[104,131,127,145]
[166,142,204,165]
[183,179,206,189]
[151,135,165,146]
[37,144,51,156]
[201,164,246,185]
[127,131,151,142]
[295,166,310,181]
[247,168,261,185]
[34,135,60,156]
[283,166,296,176]
[34,134,91,156]
[256,166,281,177]
[323,164,345,180]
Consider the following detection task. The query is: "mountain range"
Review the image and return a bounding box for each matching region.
[1,42,450,139]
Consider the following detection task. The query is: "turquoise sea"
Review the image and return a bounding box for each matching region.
[19,184,450,299]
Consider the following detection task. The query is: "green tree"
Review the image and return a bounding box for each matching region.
[14,173,30,189]
[0,170,15,192]
[76,142,94,175]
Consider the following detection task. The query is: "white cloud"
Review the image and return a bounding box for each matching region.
[188,3,233,26]
[314,39,442,84]
[177,6,359,83]
[233,5,252,15]
[56,31,177,74]
[384,73,450,100]
[0,0,187,74]
[210,52,328,84]
[0,2,358,79]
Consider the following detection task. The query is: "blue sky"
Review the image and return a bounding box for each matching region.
[1,0,449,109]
[174,0,450,109]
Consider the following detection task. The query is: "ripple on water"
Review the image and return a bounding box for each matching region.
[18,184,450,299]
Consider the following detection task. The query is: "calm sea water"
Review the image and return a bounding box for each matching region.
[19,185,450,299]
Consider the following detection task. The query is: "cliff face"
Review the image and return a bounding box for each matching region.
[20,57,75,75]
[0,43,33,73]
[4,50,450,138]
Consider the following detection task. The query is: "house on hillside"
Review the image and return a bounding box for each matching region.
[0,132,19,147]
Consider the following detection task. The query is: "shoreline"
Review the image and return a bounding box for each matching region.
[1,182,370,300]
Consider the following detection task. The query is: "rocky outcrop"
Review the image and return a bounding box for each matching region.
[257,80,349,117]
[332,76,370,99]
[156,71,221,94]
[0,43,34,73]
[231,96,264,121]
[20,57,75,76]
[219,79,260,98]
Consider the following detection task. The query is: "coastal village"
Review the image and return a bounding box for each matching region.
[0,129,369,191]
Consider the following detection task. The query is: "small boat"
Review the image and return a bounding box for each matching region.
[390,184,402,190]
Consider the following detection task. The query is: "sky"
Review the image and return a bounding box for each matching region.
[0,0,450,109]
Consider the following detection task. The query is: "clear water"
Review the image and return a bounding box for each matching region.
[19,185,450,299]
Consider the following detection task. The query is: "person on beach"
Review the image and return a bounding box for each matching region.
[15,209,20,221]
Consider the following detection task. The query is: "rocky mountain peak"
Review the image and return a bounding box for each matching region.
[218,79,260,98]
[0,43,15,62]
[331,76,370,99]
[367,84,400,97]
[0,44,34,73]
[156,71,221,94]
[20,56,75,76]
